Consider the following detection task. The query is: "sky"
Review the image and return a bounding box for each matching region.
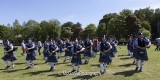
[0,0,160,28]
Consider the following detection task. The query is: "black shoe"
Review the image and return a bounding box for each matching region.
[45,61,47,63]
[5,66,10,69]
[58,57,60,59]
[139,67,143,72]
[63,60,66,63]
[84,61,87,64]
[77,70,80,72]
[104,70,107,73]
[135,67,139,71]
[133,61,135,64]
[71,69,76,73]
[86,61,88,64]
[107,62,111,65]
[50,67,54,72]
[100,70,104,74]
[25,66,31,69]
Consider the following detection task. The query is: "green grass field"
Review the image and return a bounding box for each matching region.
[0,45,160,80]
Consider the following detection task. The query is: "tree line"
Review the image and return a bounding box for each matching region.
[0,7,160,43]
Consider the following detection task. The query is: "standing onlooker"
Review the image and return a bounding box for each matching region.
[21,40,26,56]
[38,41,42,55]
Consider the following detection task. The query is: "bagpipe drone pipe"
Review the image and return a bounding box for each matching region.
[143,37,151,48]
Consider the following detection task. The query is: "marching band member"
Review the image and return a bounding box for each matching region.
[37,41,42,55]
[2,40,17,69]
[92,37,99,57]
[47,40,59,72]
[71,39,85,72]
[21,40,26,56]
[63,39,73,63]
[108,37,116,65]
[99,35,112,74]
[134,32,151,72]
[84,36,93,64]
[25,38,37,69]
[57,38,63,59]
[43,40,50,63]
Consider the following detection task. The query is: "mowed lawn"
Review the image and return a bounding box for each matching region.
[0,45,160,80]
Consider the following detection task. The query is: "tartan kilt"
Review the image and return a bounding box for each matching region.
[71,54,82,65]
[135,49,148,61]
[2,53,17,61]
[99,53,111,63]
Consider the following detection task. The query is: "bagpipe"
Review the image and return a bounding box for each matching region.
[143,37,151,48]
[26,46,37,52]
[43,49,50,54]
[73,48,85,55]
[101,50,111,55]
[48,48,59,56]
[64,45,72,51]
[84,45,92,51]
[4,47,18,55]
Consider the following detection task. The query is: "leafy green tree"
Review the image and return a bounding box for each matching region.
[141,21,151,31]
[61,22,74,39]
[71,22,83,40]
[120,9,133,18]
[96,23,107,40]
[23,20,40,41]
[125,14,142,35]
[48,19,61,40]
[108,15,126,40]
[82,24,97,39]
[40,20,50,41]
[0,25,12,40]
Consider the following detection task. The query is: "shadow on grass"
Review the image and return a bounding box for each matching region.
[14,62,26,65]
[119,63,135,67]
[90,64,99,67]
[48,73,67,77]
[56,62,70,65]
[65,63,90,66]
[113,70,139,77]
[24,70,50,75]
[3,68,26,73]
[72,75,96,79]
[34,62,46,65]
[48,74,66,77]
[120,57,132,60]
[0,69,6,70]
[118,54,129,57]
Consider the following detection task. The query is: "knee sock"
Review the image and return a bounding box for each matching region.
[27,60,31,67]
[11,61,14,68]
[85,57,87,61]
[104,63,107,71]
[100,63,103,72]
[128,50,131,55]
[50,62,55,69]
[77,65,80,71]
[72,63,75,70]
[87,57,90,63]
[136,59,139,68]
[5,60,9,66]
[31,61,34,67]
[44,57,48,61]
[64,56,67,61]
[140,61,144,69]
[70,57,72,62]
